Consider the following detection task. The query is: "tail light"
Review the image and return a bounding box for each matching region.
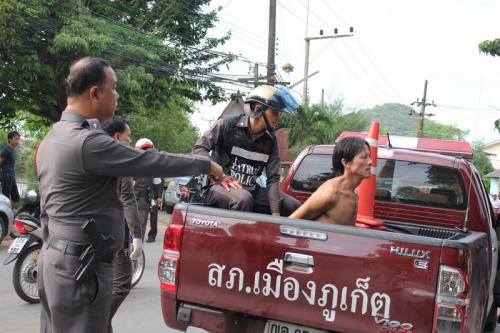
[433,265,469,332]
[14,218,36,234]
[158,210,184,292]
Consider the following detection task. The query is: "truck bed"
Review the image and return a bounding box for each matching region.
[169,204,487,333]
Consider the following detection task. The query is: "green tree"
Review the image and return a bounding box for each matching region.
[413,121,469,141]
[478,38,500,132]
[358,103,468,140]
[479,39,500,57]
[129,104,199,153]
[279,100,368,156]
[0,0,232,129]
[471,140,494,188]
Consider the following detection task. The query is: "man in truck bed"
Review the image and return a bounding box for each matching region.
[290,136,371,225]
[192,85,301,216]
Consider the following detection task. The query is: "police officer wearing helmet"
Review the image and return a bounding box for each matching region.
[133,138,162,243]
[193,85,301,216]
[36,57,223,333]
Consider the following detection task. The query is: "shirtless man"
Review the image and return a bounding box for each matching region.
[289,137,371,225]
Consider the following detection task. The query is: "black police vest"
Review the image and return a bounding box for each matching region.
[218,116,275,189]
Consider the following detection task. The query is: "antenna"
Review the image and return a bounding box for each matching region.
[457,164,473,233]
[386,131,393,149]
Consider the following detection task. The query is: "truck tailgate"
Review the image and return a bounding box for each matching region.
[177,207,443,333]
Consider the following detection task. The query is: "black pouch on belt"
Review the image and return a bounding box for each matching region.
[73,219,115,283]
[73,245,96,283]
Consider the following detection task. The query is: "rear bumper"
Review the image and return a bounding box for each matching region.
[161,292,269,333]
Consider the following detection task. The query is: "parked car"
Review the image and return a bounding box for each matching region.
[163,176,192,213]
[0,193,14,244]
[159,139,499,333]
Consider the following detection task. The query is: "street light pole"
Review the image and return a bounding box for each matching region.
[302,32,353,106]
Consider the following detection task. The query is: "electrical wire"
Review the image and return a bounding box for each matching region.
[339,42,397,102]
[276,0,322,32]
[330,46,385,102]
[354,38,405,102]
[305,1,405,104]
[320,0,351,27]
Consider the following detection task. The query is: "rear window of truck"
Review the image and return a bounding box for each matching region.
[290,154,467,210]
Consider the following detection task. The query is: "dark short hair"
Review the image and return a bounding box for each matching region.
[331,137,370,177]
[7,131,20,142]
[103,116,129,137]
[66,57,111,96]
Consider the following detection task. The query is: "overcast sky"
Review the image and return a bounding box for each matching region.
[192,0,500,143]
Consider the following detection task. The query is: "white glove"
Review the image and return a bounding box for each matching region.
[130,238,143,260]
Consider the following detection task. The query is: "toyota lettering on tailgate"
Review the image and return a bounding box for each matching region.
[207,258,392,323]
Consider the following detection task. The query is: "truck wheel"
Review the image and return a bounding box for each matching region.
[484,305,498,331]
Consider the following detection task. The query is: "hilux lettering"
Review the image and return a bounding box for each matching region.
[390,246,430,260]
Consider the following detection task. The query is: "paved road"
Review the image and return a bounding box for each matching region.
[1,211,499,333]
[0,212,205,333]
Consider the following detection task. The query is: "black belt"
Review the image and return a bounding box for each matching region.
[47,237,88,256]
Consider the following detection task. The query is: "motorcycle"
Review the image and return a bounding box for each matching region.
[4,214,145,303]
[3,214,42,303]
[10,189,40,239]
[130,235,145,288]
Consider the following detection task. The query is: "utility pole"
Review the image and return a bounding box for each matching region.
[321,89,325,109]
[303,29,354,106]
[410,80,436,137]
[267,0,277,84]
[254,63,259,87]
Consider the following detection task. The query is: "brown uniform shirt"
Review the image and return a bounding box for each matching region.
[37,111,210,248]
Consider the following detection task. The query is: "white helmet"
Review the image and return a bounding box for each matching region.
[135,138,154,149]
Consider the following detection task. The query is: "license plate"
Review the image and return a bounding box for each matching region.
[7,237,29,254]
[264,320,328,333]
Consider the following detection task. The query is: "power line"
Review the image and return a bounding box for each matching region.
[276,0,322,31]
[330,46,383,101]
[339,42,396,101]
[305,1,404,103]
[353,38,405,102]
[18,2,265,88]
[18,13,254,91]
[320,0,352,27]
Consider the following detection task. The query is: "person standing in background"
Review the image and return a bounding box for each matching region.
[0,131,21,210]
[134,138,162,243]
[102,116,143,331]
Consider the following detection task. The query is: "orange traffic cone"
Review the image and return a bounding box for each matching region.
[356,121,386,230]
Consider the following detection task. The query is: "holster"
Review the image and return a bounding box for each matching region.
[73,245,96,283]
[73,219,114,283]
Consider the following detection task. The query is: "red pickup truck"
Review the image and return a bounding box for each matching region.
[159,141,499,333]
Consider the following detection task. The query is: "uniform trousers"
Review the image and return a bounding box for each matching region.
[108,248,132,333]
[39,244,113,333]
[205,185,300,216]
[137,196,158,240]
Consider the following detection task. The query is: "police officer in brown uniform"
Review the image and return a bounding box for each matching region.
[102,116,143,331]
[36,57,223,333]
[133,138,162,242]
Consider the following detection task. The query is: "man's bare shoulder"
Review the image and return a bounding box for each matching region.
[312,178,340,202]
